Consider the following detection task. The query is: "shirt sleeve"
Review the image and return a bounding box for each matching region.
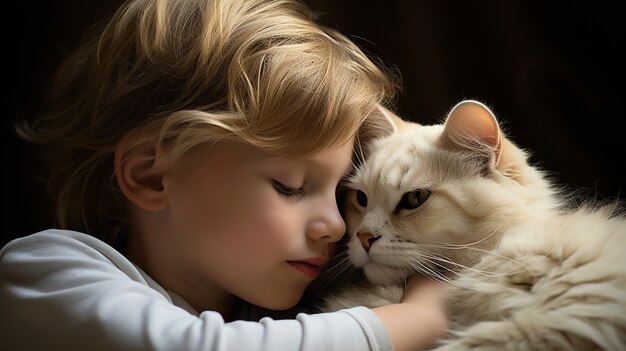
[0,230,393,351]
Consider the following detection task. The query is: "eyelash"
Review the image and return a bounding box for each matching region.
[272,180,304,197]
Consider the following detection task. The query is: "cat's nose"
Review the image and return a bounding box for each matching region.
[356,232,381,252]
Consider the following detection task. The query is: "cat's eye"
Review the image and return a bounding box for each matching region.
[396,189,431,212]
[356,190,368,207]
[272,180,303,197]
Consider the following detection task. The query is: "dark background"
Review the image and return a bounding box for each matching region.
[4,1,624,246]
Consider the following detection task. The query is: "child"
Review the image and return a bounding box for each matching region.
[0,0,447,350]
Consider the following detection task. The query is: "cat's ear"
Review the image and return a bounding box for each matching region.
[359,105,406,146]
[370,105,407,136]
[441,100,502,165]
[376,105,414,133]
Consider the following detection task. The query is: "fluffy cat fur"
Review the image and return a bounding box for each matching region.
[316,101,626,350]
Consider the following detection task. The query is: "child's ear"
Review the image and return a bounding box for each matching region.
[115,131,169,212]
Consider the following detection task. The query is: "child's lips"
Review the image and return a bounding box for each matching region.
[287,257,328,278]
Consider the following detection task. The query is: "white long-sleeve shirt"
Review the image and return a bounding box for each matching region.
[0,229,392,351]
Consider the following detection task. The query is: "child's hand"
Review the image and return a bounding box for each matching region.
[373,275,448,351]
[402,275,446,309]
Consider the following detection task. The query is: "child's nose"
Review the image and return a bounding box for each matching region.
[306,202,346,242]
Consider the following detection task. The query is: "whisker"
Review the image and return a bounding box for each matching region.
[352,132,365,169]
[421,221,505,250]
[416,258,501,289]
[314,255,357,291]
[415,241,532,275]
[378,247,523,291]
[406,257,444,279]
[412,253,535,294]
[405,258,460,286]
[417,251,512,278]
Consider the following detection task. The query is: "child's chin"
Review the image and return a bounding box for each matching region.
[249,289,303,311]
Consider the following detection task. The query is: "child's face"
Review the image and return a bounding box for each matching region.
[155,139,353,310]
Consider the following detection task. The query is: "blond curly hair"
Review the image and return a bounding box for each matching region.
[18,0,398,248]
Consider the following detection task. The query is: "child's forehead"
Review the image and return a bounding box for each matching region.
[250,134,356,160]
[260,139,355,175]
[193,136,353,160]
[237,136,354,166]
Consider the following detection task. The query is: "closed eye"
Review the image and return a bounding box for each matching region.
[272,180,304,197]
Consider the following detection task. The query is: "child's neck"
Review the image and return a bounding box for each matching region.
[126,232,235,319]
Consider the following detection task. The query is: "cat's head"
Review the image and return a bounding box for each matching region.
[344,100,558,285]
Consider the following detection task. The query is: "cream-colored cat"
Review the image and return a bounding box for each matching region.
[319,101,626,350]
